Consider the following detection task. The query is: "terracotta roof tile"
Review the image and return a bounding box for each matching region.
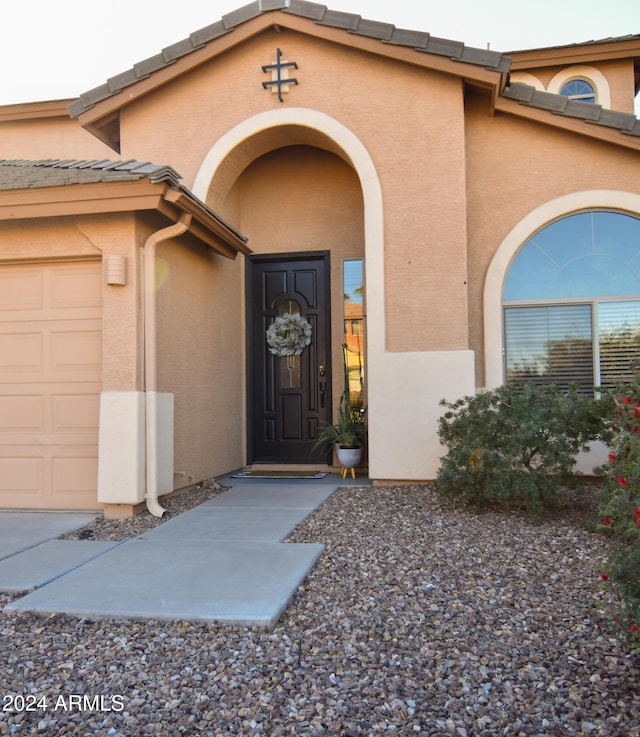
[0,158,183,190]
[503,81,640,137]
[162,37,203,63]
[385,28,430,50]
[561,99,602,121]
[189,20,231,47]
[221,3,264,29]
[349,18,395,42]
[107,69,140,94]
[316,8,360,31]
[285,0,326,21]
[133,53,172,78]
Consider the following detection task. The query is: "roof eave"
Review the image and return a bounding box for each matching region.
[509,37,640,70]
[0,179,250,258]
[70,8,509,141]
[494,95,640,152]
[0,99,77,123]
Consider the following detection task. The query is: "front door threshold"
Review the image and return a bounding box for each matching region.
[249,463,331,473]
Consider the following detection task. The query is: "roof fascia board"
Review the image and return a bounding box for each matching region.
[494,96,640,152]
[0,181,168,220]
[74,10,504,131]
[510,41,640,69]
[0,100,77,123]
[0,179,248,258]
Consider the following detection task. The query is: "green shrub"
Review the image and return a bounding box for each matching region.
[597,377,640,648]
[436,383,610,521]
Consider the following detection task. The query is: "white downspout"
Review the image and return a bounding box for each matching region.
[142,212,192,517]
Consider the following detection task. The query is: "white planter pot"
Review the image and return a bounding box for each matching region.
[335,445,362,469]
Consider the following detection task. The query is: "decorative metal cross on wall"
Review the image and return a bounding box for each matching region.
[262,48,298,102]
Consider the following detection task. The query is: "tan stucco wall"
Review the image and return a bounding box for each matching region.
[0,115,114,160]
[119,28,470,354]
[155,236,245,484]
[465,91,640,387]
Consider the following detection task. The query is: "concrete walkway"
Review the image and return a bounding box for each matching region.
[2,474,362,626]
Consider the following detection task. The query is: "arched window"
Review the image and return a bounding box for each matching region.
[547,66,610,107]
[503,211,640,393]
[560,78,596,103]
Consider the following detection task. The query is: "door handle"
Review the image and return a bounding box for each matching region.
[319,381,326,408]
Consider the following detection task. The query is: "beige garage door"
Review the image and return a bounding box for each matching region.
[0,260,102,510]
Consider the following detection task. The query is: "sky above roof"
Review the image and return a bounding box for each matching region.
[3,0,638,107]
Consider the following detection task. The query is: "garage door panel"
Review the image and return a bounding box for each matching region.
[0,261,102,510]
[0,320,102,381]
[53,457,99,497]
[0,269,43,311]
[0,394,43,431]
[50,265,102,310]
[0,456,43,496]
[52,392,100,432]
[0,331,43,374]
[50,325,102,376]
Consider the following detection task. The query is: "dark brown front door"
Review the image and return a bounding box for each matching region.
[247,252,331,463]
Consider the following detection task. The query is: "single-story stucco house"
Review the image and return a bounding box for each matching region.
[1,1,639,517]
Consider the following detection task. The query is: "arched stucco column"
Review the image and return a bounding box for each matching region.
[193,109,475,481]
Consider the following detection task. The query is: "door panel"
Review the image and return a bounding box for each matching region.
[248,253,331,463]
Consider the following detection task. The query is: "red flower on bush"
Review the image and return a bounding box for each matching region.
[619,476,628,487]
[634,508,640,527]
[602,517,612,526]
[622,396,632,404]
[599,572,609,582]
[608,452,616,462]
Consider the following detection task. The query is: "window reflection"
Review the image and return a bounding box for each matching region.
[504,212,640,300]
[343,260,365,409]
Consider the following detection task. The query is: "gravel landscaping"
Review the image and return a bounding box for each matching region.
[1,483,639,736]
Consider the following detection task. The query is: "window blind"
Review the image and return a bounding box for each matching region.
[598,301,640,391]
[505,305,594,393]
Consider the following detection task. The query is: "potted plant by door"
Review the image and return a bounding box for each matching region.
[314,391,367,472]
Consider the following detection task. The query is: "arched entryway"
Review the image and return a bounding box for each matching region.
[191,111,381,466]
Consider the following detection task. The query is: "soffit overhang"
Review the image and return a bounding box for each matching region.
[0,160,250,258]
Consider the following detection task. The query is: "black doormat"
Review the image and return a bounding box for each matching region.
[231,470,330,479]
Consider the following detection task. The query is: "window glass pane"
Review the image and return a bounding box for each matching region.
[560,79,595,102]
[532,212,592,266]
[505,305,594,393]
[504,241,561,300]
[593,212,640,261]
[599,301,640,391]
[560,256,639,298]
[504,212,640,300]
[343,260,365,409]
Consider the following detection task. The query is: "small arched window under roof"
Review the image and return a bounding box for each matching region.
[560,78,596,103]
